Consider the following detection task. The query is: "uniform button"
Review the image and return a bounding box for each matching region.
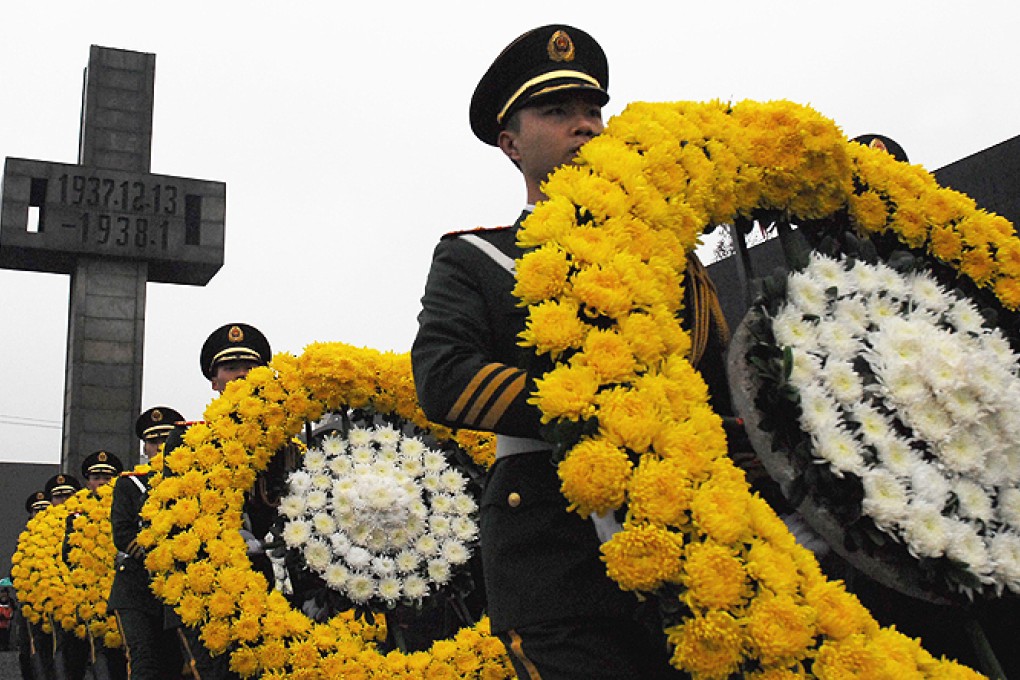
[507,492,521,508]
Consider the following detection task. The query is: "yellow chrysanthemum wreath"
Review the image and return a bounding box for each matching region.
[64,483,123,649]
[139,343,512,679]
[11,500,74,635]
[515,100,997,678]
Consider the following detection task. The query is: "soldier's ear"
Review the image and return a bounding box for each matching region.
[497,129,522,164]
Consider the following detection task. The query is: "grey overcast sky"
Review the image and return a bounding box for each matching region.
[2,1,1019,464]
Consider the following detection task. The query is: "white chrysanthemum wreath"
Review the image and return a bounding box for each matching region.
[770,251,1020,595]
[280,424,478,610]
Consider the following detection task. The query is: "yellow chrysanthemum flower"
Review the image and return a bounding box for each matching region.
[690,478,751,545]
[518,298,589,359]
[602,523,683,591]
[667,609,745,679]
[529,363,600,423]
[680,539,751,611]
[595,385,663,454]
[572,327,638,383]
[558,437,633,516]
[627,456,694,527]
[513,243,572,305]
[744,594,816,666]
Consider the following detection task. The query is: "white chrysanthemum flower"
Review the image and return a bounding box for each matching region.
[347,574,376,604]
[321,434,347,457]
[282,520,312,548]
[905,400,953,444]
[846,260,883,295]
[439,469,467,493]
[954,479,994,522]
[874,362,929,407]
[827,360,864,405]
[980,451,1011,488]
[377,445,399,462]
[311,512,336,536]
[787,270,829,316]
[812,425,865,475]
[288,470,312,494]
[875,436,920,478]
[423,451,447,473]
[403,575,429,600]
[303,449,327,472]
[806,253,849,290]
[452,494,478,516]
[429,515,453,537]
[817,320,861,361]
[989,532,1020,593]
[907,272,950,314]
[311,472,332,490]
[772,306,817,350]
[415,534,440,556]
[936,429,986,475]
[901,503,952,559]
[401,436,426,457]
[399,456,425,477]
[870,295,902,322]
[945,520,993,578]
[330,531,352,555]
[452,516,478,542]
[395,549,420,574]
[949,298,987,335]
[441,539,470,566]
[938,388,983,425]
[833,297,869,333]
[378,577,402,603]
[427,558,452,585]
[789,351,822,385]
[346,546,373,569]
[851,405,891,447]
[420,474,443,494]
[861,468,910,528]
[279,495,307,520]
[431,493,454,515]
[985,333,1018,366]
[351,445,375,466]
[319,563,347,589]
[799,383,842,433]
[997,487,1020,527]
[872,262,907,300]
[306,489,329,511]
[910,462,951,508]
[371,556,396,577]
[304,539,332,571]
[373,424,401,445]
[328,456,353,476]
[347,427,373,447]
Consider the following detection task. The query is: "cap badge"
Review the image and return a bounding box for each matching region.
[152,409,163,422]
[98,452,108,462]
[228,326,244,343]
[35,492,44,501]
[547,30,575,62]
[57,475,65,484]
[868,138,889,153]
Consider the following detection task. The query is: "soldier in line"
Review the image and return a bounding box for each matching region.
[15,491,51,680]
[412,24,699,679]
[108,407,187,680]
[161,323,292,680]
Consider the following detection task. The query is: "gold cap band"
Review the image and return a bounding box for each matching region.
[496,69,602,124]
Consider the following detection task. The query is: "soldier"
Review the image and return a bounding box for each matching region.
[412,24,694,679]
[161,323,291,680]
[108,407,186,680]
[17,491,52,679]
[45,472,82,506]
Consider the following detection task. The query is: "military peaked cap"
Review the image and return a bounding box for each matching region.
[200,323,271,379]
[44,473,82,500]
[25,490,51,514]
[852,134,909,163]
[135,406,185,441]
[81,450,124,477]
[470,24,609,146]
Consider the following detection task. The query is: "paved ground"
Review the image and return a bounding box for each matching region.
[0,649,23,678]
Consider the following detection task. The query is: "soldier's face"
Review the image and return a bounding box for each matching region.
[498,91,603,200]
[87,472,114,491]
[50,492,71,505]
[143,438,163,460]
[210,360,258,394]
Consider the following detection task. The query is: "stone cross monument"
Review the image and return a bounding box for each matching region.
[0,46,225,473]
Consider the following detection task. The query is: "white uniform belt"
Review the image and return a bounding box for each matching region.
[496,434,551,459]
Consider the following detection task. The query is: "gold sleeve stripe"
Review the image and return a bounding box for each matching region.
[480,372,527,429]
[464,366,518,425]
[446,363,503,422]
